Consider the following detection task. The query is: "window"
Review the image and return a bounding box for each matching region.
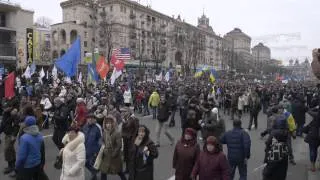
[110,6,113,12]
[84,51,88,57]
[84,31,88,38]
[102,7,106,12]
[84,41,88,47]
[124,7,127,13]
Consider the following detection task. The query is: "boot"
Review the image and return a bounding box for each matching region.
[3,161,13,174]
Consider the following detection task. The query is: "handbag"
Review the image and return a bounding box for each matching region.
[54,154,63,170]
[93,144,105,170]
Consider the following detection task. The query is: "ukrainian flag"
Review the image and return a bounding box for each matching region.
[209,68,218,83]
[194,69,203,78]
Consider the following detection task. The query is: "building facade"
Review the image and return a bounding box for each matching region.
[33,26,51,65]
[0,1,34,69]
[51,0,226,71]
[252,43,271,62]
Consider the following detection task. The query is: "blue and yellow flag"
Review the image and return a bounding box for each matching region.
[209,68,218,83]
[194,69,203,78]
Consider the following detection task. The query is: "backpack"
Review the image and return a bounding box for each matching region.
[266,137,288,163]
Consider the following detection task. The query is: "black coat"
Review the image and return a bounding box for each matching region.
[157,102,171,122]
[303,111,320,146]
[291,99,307,125]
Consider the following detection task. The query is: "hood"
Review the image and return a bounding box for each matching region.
[63,132,85,152]
[23,125,40,136]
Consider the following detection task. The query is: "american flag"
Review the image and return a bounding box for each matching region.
[112,48,131,61]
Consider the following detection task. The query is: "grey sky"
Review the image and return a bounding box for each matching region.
[15,0,320,64]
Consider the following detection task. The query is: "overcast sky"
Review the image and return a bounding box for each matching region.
[15,0,320,64]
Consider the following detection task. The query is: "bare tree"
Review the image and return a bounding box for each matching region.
[98,10,113,63]
[35,16,53,28]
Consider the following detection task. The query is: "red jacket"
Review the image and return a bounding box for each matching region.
[192,151,230,180]
[75,103,87,127]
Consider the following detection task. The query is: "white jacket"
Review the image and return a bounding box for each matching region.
[123,90,132,104]
[60,132,86,180]
[40,98,52,110]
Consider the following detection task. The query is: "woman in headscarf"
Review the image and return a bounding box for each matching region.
[99,116,126,180]
[173,128,200,180]
[60,126,86,180]
[128,125,158,180]
[191,136,230,180]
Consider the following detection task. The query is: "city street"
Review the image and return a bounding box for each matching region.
[0,112,310,180]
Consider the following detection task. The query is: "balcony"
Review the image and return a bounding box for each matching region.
[0,43,15,58]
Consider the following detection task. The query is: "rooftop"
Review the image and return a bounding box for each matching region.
[0,0,34,13]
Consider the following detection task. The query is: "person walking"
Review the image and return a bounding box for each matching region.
[155,95,174,147]
[173,128,200,180]
[248,91,261,130]
[148,90,160,120]
[221,120,251,180]
[128,125,158,180]
[60,126,86,180]
[191,136,230,180]
[82,113,102,180]
[99,116,126,180]
[16,116,45,180]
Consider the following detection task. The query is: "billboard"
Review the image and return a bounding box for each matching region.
[26,28,33,65]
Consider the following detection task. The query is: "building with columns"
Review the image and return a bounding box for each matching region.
[252,42,271,62]
[51,0,226,71]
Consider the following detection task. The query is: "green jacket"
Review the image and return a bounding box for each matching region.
[148,92,160,107]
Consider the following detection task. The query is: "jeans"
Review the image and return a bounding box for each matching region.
[309,144,319,163]
[16,164,41,180]
[101,172,127,180]
[229,161,247,180]
[248,112,258,130]
[155,121,174,145]
[152,106,157,119]
[85,155,98,177]
[296,124,304,136]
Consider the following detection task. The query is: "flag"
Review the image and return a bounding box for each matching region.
[39,67,45,78]
[52,65,58,79]
[87,63,99,85]
[209,68,217,83]
[23,66,31,79]
[155,72,163,81]
[111,48,131,61]
[46,70,49,80]
[5,72,15,99]
[194,69,203,78]
[55,37,81,77]
[30,62,36,75]
[165,71,170,82]
[78,72,82,84]
[96,56,110,79]
[110,68,122,85]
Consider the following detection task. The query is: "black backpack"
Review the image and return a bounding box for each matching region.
[266,137,288,163]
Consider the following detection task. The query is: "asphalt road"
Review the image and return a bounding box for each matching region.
[0,111,310,180]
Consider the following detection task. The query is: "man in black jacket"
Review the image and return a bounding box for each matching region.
[155,95,174,147]
[52,97,69,150]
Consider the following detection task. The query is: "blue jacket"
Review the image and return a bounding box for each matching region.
[16,133,44,169]
[82,123,102,157]
[220,128,251,162]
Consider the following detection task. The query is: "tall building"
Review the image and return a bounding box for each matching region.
[252,43,271,62]
[33,26,51,65]
[0,1,34,69]
[51,0,225,71]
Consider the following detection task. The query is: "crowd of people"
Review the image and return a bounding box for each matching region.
[0,73,320,180]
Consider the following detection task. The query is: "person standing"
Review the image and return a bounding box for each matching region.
[148,90,160,120]
[191,136,230,180]
[16,116,45,180]
[82,113,102,180]
[128,125,158,180]
[173,128,200,180]
[221,120,251,180]
[155,95,174,147]
[99,116,126,180]
[52,97,69,150]
[248,91,261,131]
[40,94,52,129]
[60,127,86,180]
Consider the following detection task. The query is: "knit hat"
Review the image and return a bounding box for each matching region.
[24,116,36,127]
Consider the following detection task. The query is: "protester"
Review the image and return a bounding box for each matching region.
[60,126,86,180]
[173,128,200,180]
[191,136,230,180]
[129,125,158,180]
[221,119,251,180]
[52,97,69,150]
[148,89,160,120]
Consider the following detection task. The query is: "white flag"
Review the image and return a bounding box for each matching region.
[40,67,45,78]
[165,72,170,82]
[155,72,163,81]
[110,68,122,85]
[52,65,58,79]
[64,77,72,84]
[23,66,31,79]
[78,72,82,84]
[46,70,49,80]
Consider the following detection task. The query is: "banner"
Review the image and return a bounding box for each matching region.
[26,28,34,65]
[5,72,15,99]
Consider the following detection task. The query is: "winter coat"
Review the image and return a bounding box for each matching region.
[123,90,132,104]
[75,103,88,128]
[173,139,200,180]
[157,101,171,122]
[99,129,123,174]
[303,112,320,146]
[291,99,307,125]
[16,125,45,169]
[248,95,261,114]
[191,150,230,180]
[220,128,251,163]
[53,105,69,131]
[202,111,225,139]
[128,138,159,180]
[148,92,160,107]
[0,109,20,136]
[184,108,201,131]
[60,132,86,180]
[122,117,139,138]
[263,129,289,180]
[82,123,102,157]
